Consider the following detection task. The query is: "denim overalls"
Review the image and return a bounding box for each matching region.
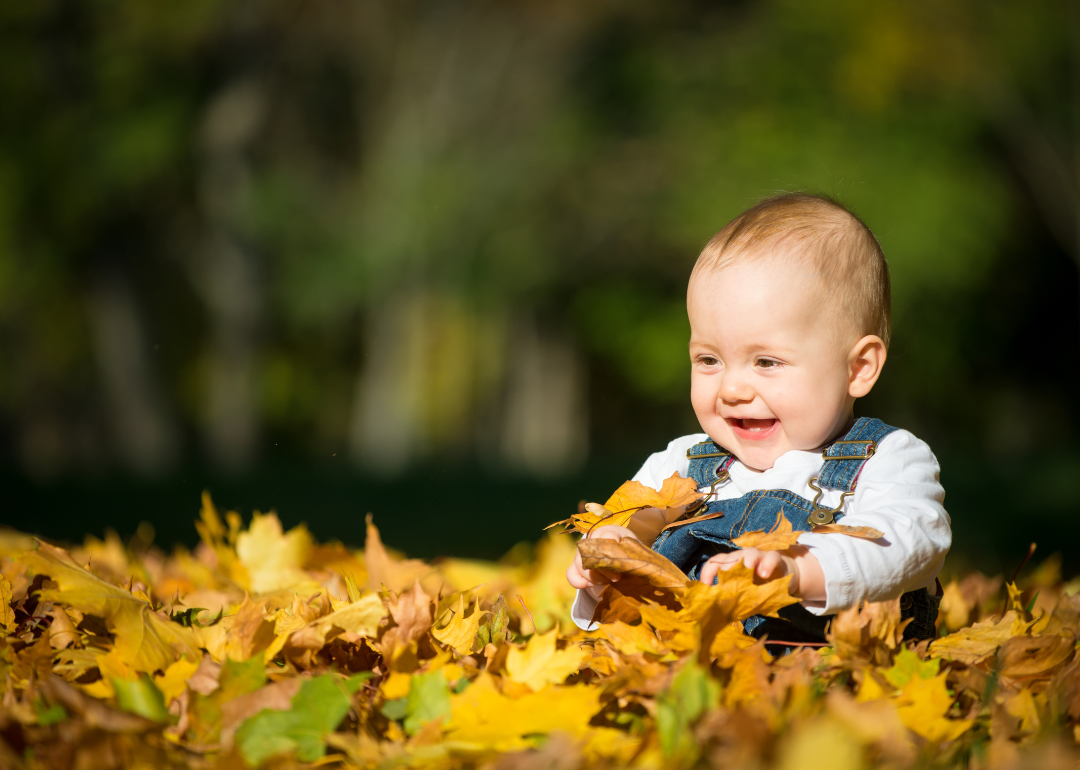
[652,417,940,645]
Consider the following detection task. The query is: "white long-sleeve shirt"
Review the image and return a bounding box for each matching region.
[571,429,951,630]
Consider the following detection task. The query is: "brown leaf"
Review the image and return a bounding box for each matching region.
[999,632,1075,678]
[828,598,906,665]
[364,516,430,592]
[186,655,222,696]
[929,611,1032,666]
[577,537,688,589]
[224,596,276,661]
[591,576,683,625]
[378,580,432,663]
[810,524,884,540]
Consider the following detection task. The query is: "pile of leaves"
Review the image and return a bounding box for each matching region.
[3,482,1080,770]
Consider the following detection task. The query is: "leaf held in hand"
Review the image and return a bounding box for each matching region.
[577,537,688,589]
[553,473,704,535]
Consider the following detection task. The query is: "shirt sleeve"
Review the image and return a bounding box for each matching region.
[796,430,951,615]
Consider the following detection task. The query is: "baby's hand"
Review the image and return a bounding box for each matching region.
[565,525,639,600]
[699,547,800,595]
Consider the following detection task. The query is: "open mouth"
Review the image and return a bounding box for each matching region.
[727,417,779,441]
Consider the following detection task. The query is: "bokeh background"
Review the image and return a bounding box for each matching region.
[2,0,1077,575]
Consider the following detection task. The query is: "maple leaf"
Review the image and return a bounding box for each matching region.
[577,536,688,588]
[597,620,670,657]
[378,581,433,664]
[592,576,683,625]
[638,603,698,653]
[928,611,1033,665]
[0,576,14,634]
[733,513,801,551]
[443,673,602,750]
[882,648,940,690]
[363,516,430,593]
[16,540,200,673]
[894,672,974,743]
[505,630,587,690]
[680,561,799,624]
[235,512,318,595]
[554,473,704,535]
[153,654,200,705]
[224,596,276,661]
[432,594,482,654]
[997,631,1075,678]
[732,513,885,552]
[811,524,884,539]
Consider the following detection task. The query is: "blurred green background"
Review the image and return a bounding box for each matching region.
[1,0,1077,575]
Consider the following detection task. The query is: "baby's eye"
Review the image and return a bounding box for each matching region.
[755,358,779,369]
[697,355,719,367]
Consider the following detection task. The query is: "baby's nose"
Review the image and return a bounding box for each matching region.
[718,372,754,403]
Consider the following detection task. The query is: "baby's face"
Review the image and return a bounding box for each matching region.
[687,259,858,471]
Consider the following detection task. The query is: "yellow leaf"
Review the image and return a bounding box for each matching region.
[505,630,587,690]
[288,592,387,651]
[775,716,863,770]
[235,512,316,594]
[0,576,14,634]
[680,561,799,624]
[432,595,481,654]
[894,672,973,743]
[638,604,698,653]
[733,512,801,551]
[154,654,201,705]
[599,619,668,657]
[938,580,970,632]
[929,611,1033,665]
[444,673,601,749]
[855,670,890,702]
[381,671,412,700]
[17,541,199,673]
[564,473,704,535]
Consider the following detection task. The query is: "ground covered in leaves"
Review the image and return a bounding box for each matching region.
[3,488,1080,769]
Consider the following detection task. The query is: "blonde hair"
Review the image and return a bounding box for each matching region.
[691,193,892,348]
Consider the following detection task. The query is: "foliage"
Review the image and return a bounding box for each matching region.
[0,0,1073,478]
[2,491,1080,768]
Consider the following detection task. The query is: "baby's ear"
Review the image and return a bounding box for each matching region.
[848,335,886,398]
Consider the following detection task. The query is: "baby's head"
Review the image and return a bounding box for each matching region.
[687,193,890,471]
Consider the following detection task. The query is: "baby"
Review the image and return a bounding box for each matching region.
[566,193,950,643]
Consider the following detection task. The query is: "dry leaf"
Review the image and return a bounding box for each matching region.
[810,524,884,539]
[556,473,704,535]
[733,513,801,551]
[432,595,482,654]
[505,630,587,690]
[577,536,688,588]
[17,540,200,673]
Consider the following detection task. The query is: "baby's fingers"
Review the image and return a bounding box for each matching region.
[699,552,741,586]
[753,551,786,581]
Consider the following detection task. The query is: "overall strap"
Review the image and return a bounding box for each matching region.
[816,417,898,492]
[686,439,735,489]
[805,417,898,526]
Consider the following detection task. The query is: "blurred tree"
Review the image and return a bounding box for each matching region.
[0,0,1073,481]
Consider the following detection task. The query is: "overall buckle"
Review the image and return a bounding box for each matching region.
[806,477,853,526]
